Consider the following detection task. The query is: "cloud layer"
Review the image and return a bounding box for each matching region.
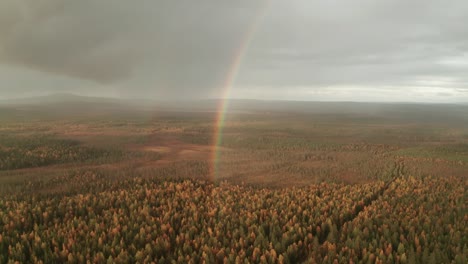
[0,0,467,101]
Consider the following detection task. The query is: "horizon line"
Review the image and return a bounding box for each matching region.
[1,92,467,105]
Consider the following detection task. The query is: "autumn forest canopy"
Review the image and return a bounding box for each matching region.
[0,98,466,263]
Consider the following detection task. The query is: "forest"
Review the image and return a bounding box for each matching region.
[0,100,467,263]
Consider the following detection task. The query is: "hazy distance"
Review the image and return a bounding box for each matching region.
[1,0,468,102]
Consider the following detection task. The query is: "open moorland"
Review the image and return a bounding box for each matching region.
[0,97,467,263]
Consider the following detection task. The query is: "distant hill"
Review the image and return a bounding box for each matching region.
[0,94,146,120]
[0,93,124,105]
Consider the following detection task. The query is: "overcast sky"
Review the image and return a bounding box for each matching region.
[1,0,468,102]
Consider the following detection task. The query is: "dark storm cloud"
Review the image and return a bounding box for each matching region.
[0,0,145,82]
[0,0,265,98]
[0,0,467,100]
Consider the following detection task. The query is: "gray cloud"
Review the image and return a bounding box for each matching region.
[0,0,152,82]
[0,0,467,101]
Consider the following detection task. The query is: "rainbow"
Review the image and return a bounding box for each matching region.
[211,1,271,181]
